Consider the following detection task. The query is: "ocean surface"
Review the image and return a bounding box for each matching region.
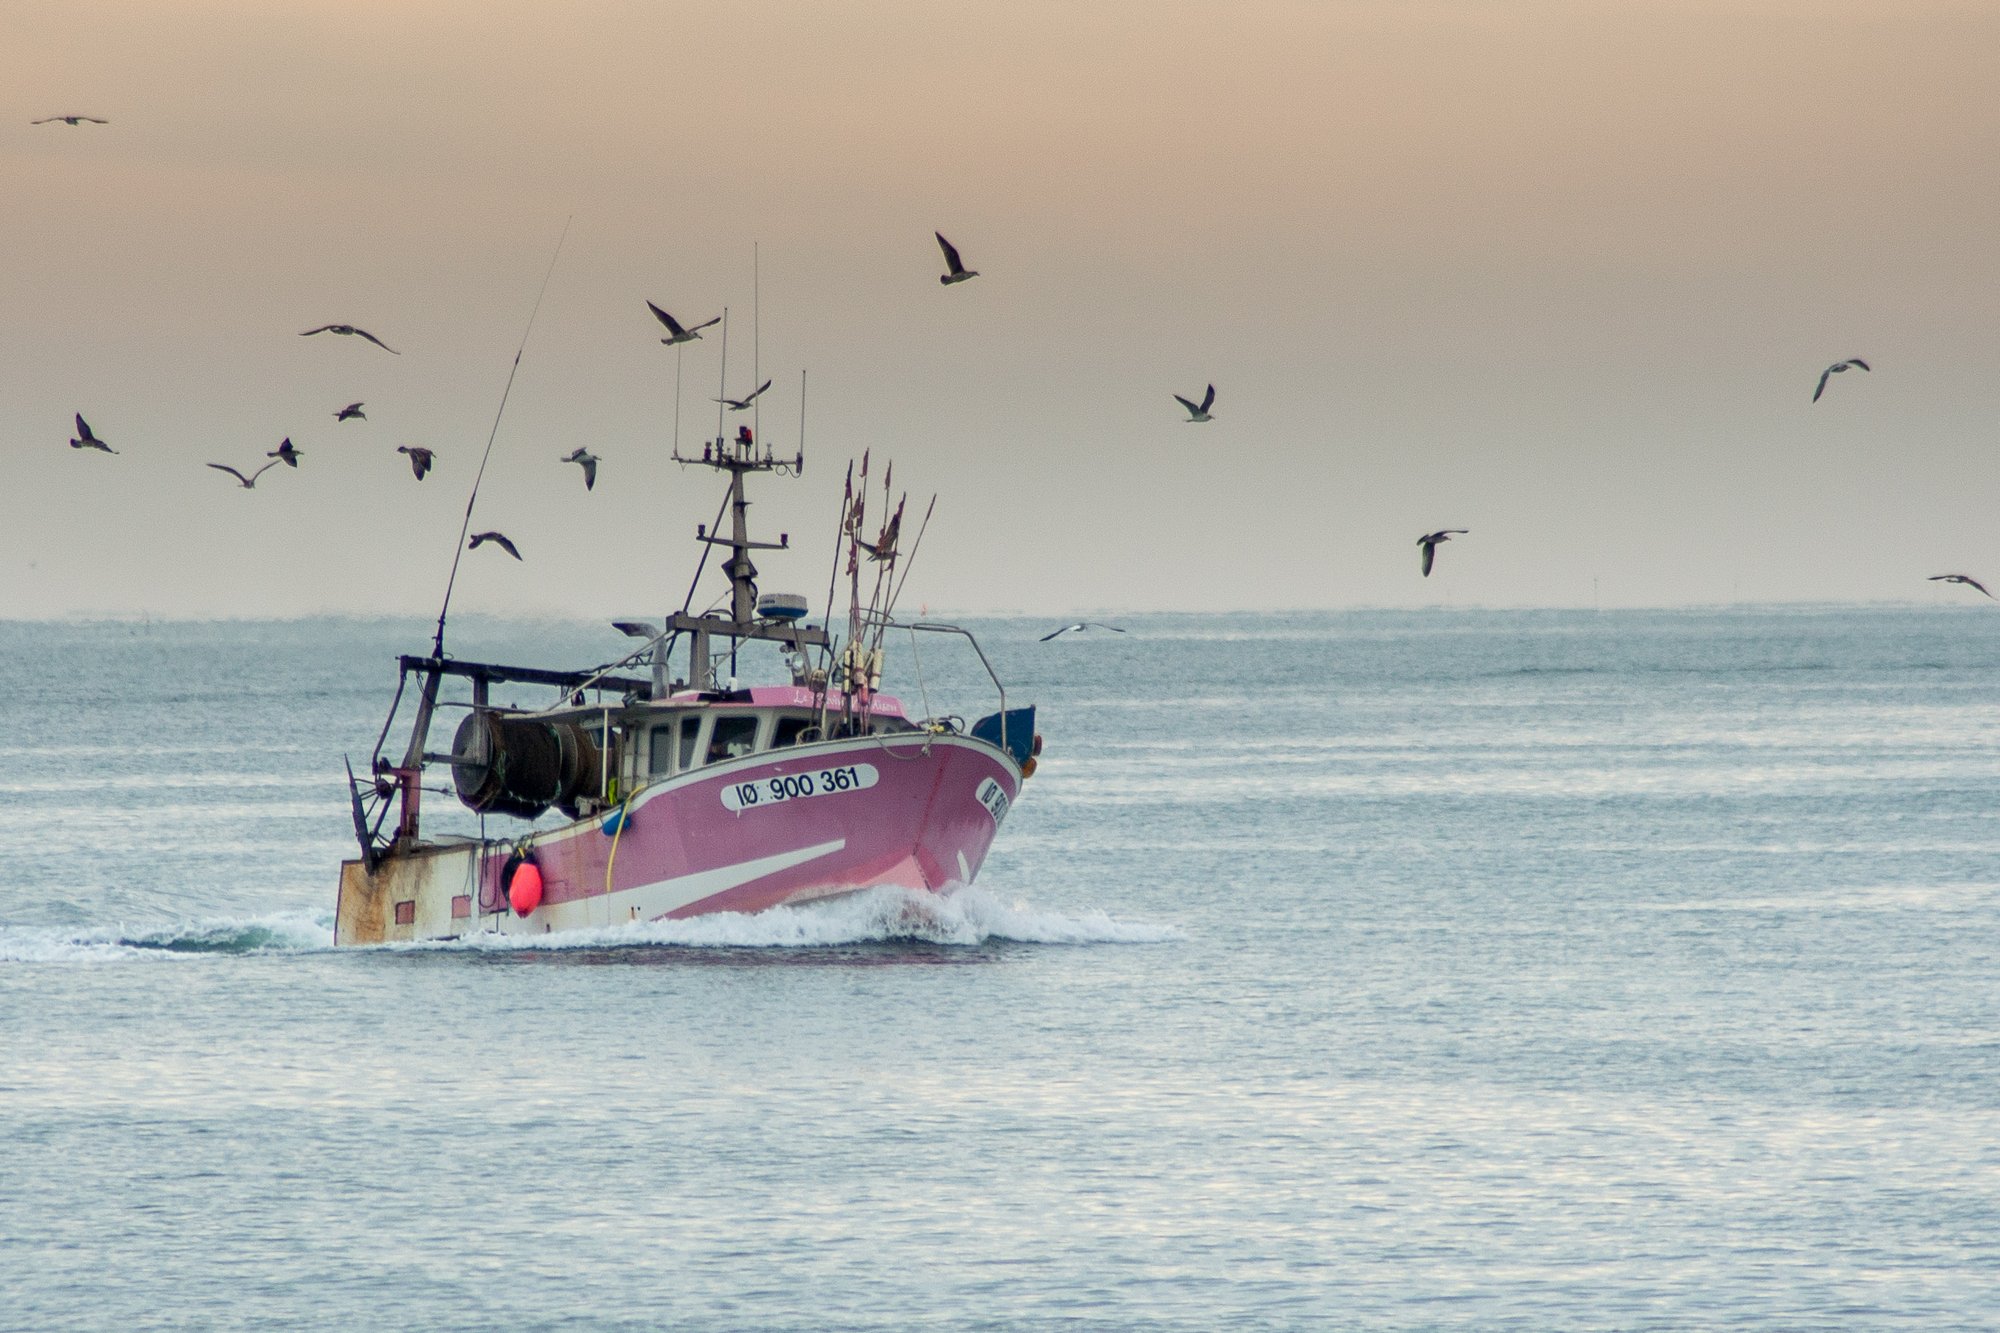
[4,608,1999,1329]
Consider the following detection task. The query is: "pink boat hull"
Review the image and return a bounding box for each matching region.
[335,733,1020,944]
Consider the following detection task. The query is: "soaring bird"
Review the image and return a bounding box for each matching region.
[267,438,303,468]
[714,379,773,412]
[1929,574,1993,599]
[935,232,978,285]
[32,115,107,125]
[1418,529,1468,577]
[334,402,366,422]
[208,461,279,488]
[560,447,599,491]
[397,445,434,480]
[1174,384,1216,422]
[469,531,522,560]
[68,413,116,453]
[1812,358,1869,402]
[646,301,720,345]
[1040,622,1127,642]
[300,324,399,354]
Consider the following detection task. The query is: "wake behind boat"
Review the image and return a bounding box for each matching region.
[334,424,1037,945]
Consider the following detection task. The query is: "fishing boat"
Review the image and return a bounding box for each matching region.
[334,426,1036,945]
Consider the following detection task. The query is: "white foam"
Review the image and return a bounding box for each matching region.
[0,911,334,964]
[1,892,1178,963]
[387,885,1184,952]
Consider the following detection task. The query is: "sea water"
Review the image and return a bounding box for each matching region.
[3,608,1998,1329]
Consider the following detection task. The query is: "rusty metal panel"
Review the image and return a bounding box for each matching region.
[335,843,482,945]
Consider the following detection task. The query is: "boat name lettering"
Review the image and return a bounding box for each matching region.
[975,777,1010,826]
[722,763,880,812]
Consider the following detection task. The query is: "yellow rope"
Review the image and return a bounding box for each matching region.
[603,791,636,920]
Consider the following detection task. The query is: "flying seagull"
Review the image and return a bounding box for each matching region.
[68,413,116,453]
[935,232,978,285]
[1929,574,1994,599]
[469,531,522,560]
[1418,529,1468,578]
[714,378,773,412]
[208,461,279,488]
[267,438,303,468]
[32,116,107,125]
[646,301,720,345]
[560,447,598,491]
[1040,622,1128,642]
[396,445,433,480]
[1812,358,1869,403]
[300,324,399,354]
[334,402,366,422]
[1174,384,1216,422]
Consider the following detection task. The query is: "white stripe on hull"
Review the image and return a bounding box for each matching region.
[485,838,849,935]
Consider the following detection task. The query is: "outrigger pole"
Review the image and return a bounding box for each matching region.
[352,220,572,868]
[431,215,572,659]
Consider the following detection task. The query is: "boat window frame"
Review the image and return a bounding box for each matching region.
[705,711,762,765]
[677,713,704,772]
[771,712,815,748]
[648,721,678,778]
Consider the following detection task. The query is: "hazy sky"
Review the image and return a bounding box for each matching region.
[5,1,1998,618]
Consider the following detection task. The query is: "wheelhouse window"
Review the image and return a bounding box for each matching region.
[706,715,759,764]
[772,714,814,748]
[649,724,676,777]
[677,715,702,771]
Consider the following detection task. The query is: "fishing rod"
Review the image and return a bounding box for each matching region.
[430,214,573,659]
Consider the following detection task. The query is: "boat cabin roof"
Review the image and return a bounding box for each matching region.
[657,685,908,718]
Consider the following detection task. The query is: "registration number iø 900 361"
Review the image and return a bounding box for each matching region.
[720,762,880,812]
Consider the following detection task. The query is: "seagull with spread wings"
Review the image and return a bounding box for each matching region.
[208,460,280,489]
[1812,358,1869,403]
[714,379,773,411]
[267,438,303,468]
[397,445,434,480]
[646,301,720,345]
[32,115,107,125]
[1929,574,1993,599]
[935,232,979,285]
[68,414,116,453]
[1040,622,1127,642]
[560,447,599,491]
[334,402,366,422]
[301,324,399,354]
[1174,384,1216,422]
[469,531,522,560]
[1418,529,1468,577]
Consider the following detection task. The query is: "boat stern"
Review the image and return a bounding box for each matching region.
[335,842,482,946]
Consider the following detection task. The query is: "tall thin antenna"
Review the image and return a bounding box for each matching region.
[752,241,761,446]
[714,307,729,447]
[672,342,683,457]
[431,215,572,659]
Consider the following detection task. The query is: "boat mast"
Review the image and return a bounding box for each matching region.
[669,404,819,690]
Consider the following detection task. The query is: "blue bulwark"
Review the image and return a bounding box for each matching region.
[971,706,1036,766]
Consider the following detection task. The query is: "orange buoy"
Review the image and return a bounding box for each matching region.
[509,861,544,917]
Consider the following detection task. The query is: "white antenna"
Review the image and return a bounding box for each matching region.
[752,241,761,449]
[714,307,729,448]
